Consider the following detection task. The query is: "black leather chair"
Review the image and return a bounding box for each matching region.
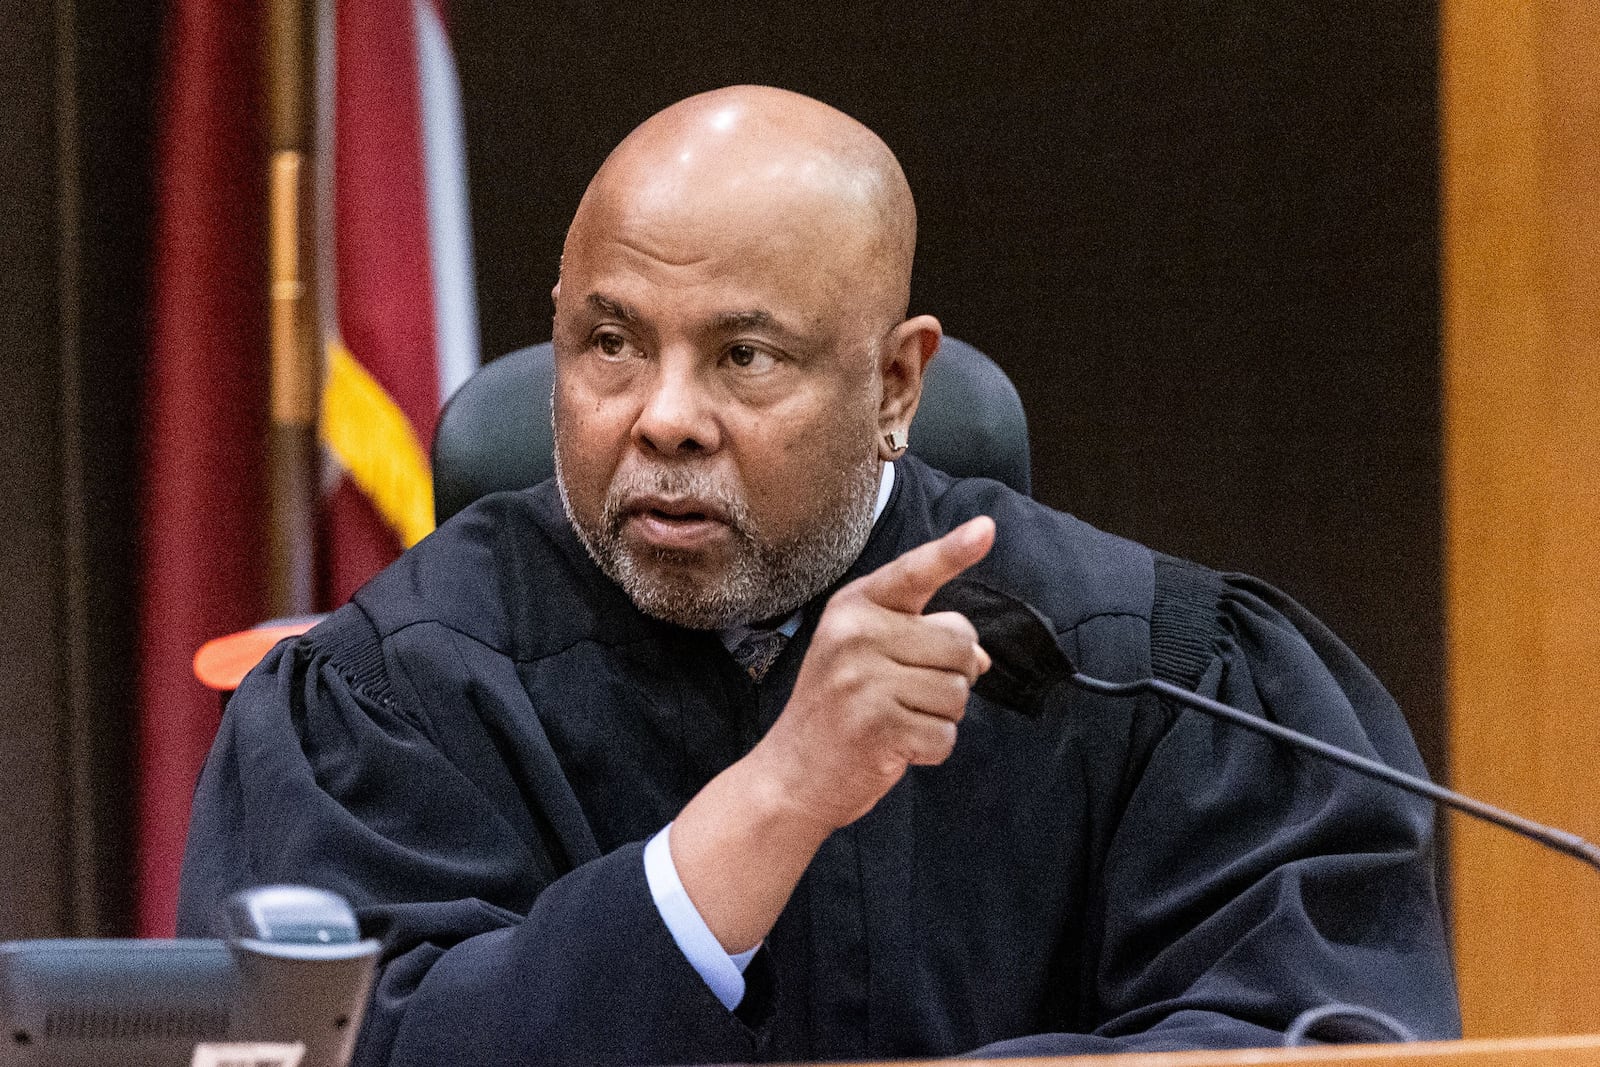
[431,336,1031,526]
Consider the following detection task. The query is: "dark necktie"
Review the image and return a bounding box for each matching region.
[730,627,789,682]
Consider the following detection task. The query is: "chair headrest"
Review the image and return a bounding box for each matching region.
[431,336,1031,527]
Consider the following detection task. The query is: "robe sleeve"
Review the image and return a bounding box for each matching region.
[177,605,775,1067]
[976,562,1461,1057]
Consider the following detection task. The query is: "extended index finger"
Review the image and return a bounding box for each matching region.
[854,515,996,615]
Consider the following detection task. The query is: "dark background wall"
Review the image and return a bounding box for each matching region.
[0,1,1440,935]
[455,2,1442,764]
[0,0,158,936]
[1,0,73,938]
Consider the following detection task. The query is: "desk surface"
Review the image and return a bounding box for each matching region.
[851,1035,1600,1067]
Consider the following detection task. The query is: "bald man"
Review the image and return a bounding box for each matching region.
[180,87,1459,1065]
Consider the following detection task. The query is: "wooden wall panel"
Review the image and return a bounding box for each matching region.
[0,0,155,938]
[1442,0,1600,1037]
[0,0,70,941]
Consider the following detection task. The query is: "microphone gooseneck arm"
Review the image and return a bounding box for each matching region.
[1068,672,1600,876]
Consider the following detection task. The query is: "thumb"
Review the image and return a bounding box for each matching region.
[854,515,996,615]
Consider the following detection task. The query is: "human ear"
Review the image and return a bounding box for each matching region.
[876,314,941,461]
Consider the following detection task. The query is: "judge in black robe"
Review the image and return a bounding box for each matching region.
[179,453,1461,1065]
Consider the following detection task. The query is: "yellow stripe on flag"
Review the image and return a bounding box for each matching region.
[320,339,435,547]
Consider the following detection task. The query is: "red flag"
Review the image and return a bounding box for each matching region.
[135,0,477,934]
[136,0,270,936]
[318,0,479,607]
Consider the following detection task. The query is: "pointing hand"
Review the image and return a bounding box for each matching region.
[752,515,996,833]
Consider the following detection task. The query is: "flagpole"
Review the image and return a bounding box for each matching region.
[264,0,319,616]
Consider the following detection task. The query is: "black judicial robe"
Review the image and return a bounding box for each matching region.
[178,456,1460,1065]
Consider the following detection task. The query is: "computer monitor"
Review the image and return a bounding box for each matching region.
[0,886,380,1067]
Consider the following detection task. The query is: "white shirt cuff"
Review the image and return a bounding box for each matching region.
[644,824,757,1010]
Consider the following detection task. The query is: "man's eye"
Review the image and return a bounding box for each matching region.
[595,332,627,357]
[727,344,772,370]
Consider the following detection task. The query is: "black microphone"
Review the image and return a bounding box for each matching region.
[927,577,1600,875]
[1066,669,1600,875]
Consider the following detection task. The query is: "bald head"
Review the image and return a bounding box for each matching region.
[566,86,918,324]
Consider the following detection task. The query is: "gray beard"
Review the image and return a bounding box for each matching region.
[556,456,880,630]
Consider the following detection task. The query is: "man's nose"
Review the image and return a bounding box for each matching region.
[632,353,721,456]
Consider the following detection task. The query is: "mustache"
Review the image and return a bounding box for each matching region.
[601,465,753,536]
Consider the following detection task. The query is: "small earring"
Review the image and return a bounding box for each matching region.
[884,428,909,453]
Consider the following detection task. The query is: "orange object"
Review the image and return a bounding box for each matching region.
[192,619,320,692]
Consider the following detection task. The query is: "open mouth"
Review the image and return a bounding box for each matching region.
[620,497,733,552]
[625,493,732,525]
[646,506,711,523]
